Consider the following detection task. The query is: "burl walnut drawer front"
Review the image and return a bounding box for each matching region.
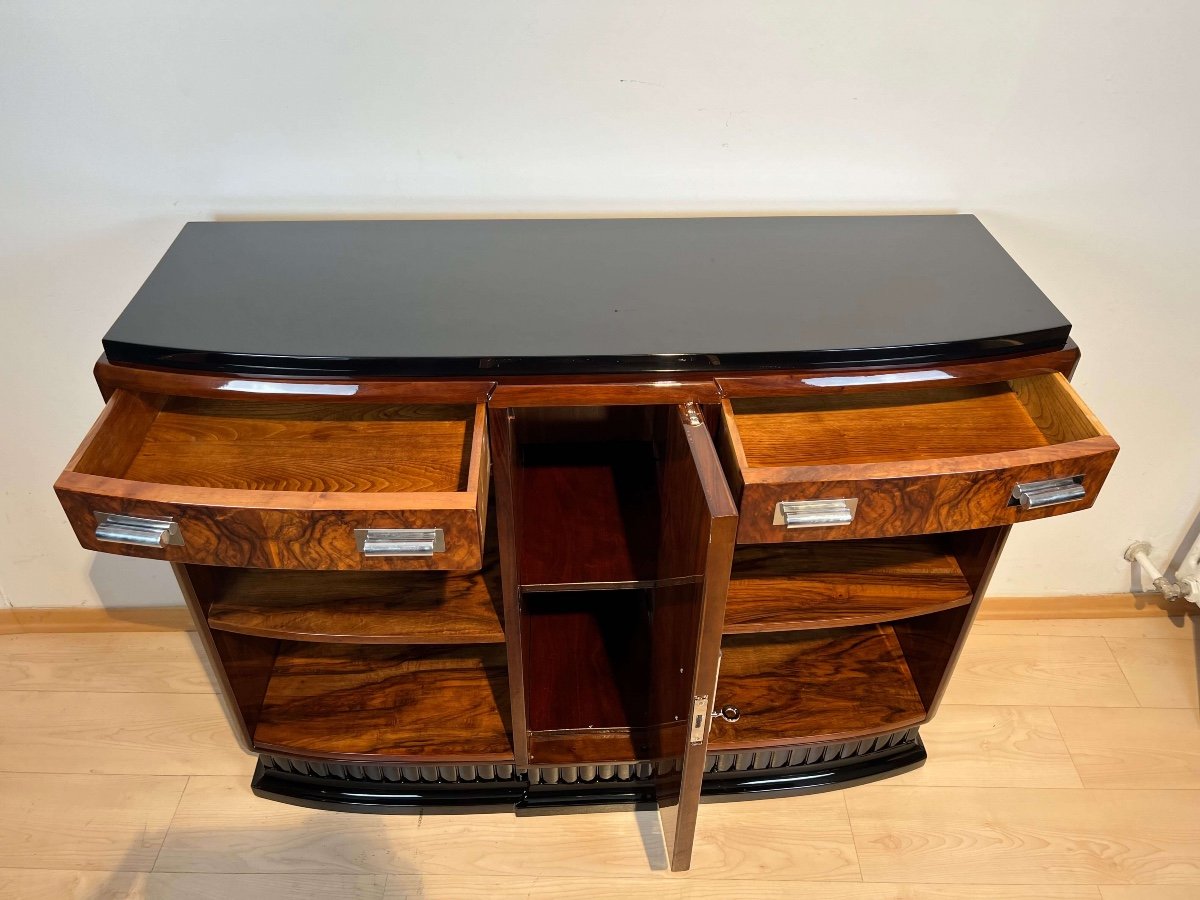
[719,372,1118,544]
[55,390,490,570]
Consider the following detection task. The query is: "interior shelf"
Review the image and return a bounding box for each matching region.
[724,536,972,633]
[206,541,503,644]
[709,624,927,751]
[523,590,656,763]
[253,642,513,761]
[518,441,661,591]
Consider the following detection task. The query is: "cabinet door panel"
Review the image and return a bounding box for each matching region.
[652,404,738,872]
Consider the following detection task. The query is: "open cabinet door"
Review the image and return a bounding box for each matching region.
[651,403,739,871]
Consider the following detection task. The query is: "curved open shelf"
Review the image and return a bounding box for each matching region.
[724,536,972,633]
[709,624,927,751]
[206,542,503,644]
[252,641,513,762]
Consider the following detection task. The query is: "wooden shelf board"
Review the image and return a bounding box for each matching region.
[730,383,1050,469]
[523,590,652,736]
[517,441,660,591]
[527,728,651,765]
[253,642,513,761]
[709,624,927,751]
[120,397,475,493]
[725,537,972,633]
[206,542,503,644]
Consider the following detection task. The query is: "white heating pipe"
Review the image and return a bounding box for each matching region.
[1125,535,1200,606]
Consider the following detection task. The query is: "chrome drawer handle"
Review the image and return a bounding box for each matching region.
[1011,476,1086,510]
[94,512,184,547]
[355,528,445,557]
[773,499,858,528]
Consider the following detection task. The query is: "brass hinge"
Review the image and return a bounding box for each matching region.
[683,402,704,427]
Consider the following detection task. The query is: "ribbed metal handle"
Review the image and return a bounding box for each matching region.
[355,528,445,557]
[94,512,183,547]
[1011,476,1086,510]
[774,499,858,528]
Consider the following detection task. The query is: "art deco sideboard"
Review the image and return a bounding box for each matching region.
[54,215,1118,871]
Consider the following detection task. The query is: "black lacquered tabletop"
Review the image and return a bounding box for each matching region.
[103,215,1070,376]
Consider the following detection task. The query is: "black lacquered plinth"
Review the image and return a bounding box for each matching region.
[250,727,925,814]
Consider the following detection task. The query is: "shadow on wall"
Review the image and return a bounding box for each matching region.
[89,553,182,611]
[1181,507,1200,714]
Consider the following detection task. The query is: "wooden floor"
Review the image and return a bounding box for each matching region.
[1,612,1198,899]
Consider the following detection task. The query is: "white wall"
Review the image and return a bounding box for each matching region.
[2,1,1197,608]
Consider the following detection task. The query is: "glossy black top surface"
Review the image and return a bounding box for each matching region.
[103,215,1070,377]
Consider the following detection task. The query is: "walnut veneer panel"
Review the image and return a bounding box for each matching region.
[205,540,502,644]
[710,626,927,750]
[725,537,972,632]
[55,392,489,570]
[254,642,512,761]
[723,373,1118,543]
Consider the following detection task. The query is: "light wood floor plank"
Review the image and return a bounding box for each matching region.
[384,875,1101,898]
[846,786,1200,884]
[155,776,428,875]
[0,633,215,693]
[0,870,388,900]
[1098,887,1200,899]
[0,691,253,776]
[1052,707,1200,789]
[157,777,860,880]
[0,773,187,871]
[973,617,1196,641]
[887,705,1082,787]
[1106,638,1200,709]
[386,805,677,877]
[400,793,860,880]
[5,621,1197,888]
[940,634,1138,707]
[156,779,701,878]
[683,793,860,880]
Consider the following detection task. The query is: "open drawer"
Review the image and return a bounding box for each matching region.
[55,391,489,570]
[719,372,1118,543]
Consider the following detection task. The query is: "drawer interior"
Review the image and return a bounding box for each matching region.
[728,374,1102,469]
[77,393,478,493]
